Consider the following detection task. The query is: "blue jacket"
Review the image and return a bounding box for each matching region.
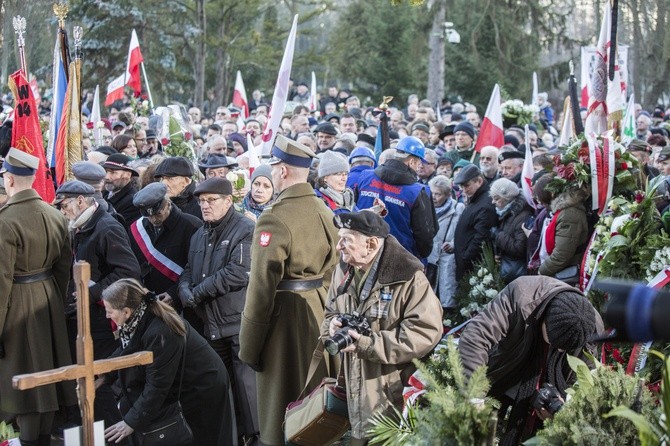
[355,159,438,261]
[347,164,374,191]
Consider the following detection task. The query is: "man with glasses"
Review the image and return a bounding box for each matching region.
[215,106,232,123]
[452,164,497,278]
[417,148,438,185]
[478,145,500,184]
[179,177,259,445]
[154,156,201,219]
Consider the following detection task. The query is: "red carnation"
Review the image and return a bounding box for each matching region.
[161,138,170,146]
[556,163,576,180]
[86,122,94,129]
[185,132,192,141]
[620,162,628,170]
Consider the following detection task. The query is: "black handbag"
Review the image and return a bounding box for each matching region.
[139,334,193,446]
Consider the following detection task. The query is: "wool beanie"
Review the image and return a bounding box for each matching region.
[251,164,272,184]
[490,178,520,202]
[318,150,349,178]
[454,121,476,139]
[544,291,596,351]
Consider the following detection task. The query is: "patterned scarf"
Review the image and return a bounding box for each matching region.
[118,300,148,349]
[242,191,273,218]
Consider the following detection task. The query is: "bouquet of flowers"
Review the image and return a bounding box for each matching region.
[130,95,152,117]
[501,99,538,126]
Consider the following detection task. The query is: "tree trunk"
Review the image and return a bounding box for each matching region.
[427,0,446,107]
[641,0,669,107]
[214,18,226,111]
[629,0,643,104]
[193,0,206,109]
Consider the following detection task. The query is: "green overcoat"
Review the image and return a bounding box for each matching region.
[0,189,77,414]
[239,182,339,445]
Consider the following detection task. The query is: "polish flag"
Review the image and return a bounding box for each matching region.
[105,74,125,107]
[232,70,249,119]
[580,47,590,108]
[309,71,318,112]
[521,125,537,209]
[126,29,144,95]
[474,84,504,152]
[260,15,299,156]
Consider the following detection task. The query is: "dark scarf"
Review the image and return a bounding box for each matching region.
[242,191,272,218]
[118,300,148,349]
[434,198,454,219]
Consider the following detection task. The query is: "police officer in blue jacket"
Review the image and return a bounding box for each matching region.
[354,136,438,262]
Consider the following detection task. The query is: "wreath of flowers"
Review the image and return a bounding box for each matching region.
[501,99,538,126]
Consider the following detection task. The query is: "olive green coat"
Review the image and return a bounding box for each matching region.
[239,183,340,445]
[0,189,76,414]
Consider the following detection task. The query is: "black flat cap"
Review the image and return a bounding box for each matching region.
[314,122,338,136]
[194,177,233,196]
[103,153,139,176]
[498,150,525,163]
[453,164,482,185]
[54,180,95,204]
[154,156,194,178]
[333,210,390,238]
[133,182,168,215]
[356,133,375,147]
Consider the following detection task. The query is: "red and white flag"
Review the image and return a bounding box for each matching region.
[584,0,611,136]
[126,29,144,95]
[580,47,590,108]
[521,125,537,209]
[261,14,299,156]
[232,70,249,119]
[105,74,125,106]
[474,83,504,152]
[309,71,318,112]
[89,85,103,147]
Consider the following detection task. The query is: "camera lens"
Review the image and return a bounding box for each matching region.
[325,330,353,355]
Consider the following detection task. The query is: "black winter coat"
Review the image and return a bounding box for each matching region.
[112,312,235,445]
[493,195,534,261]
[105,181,140,230]
[453,181,497,278]
[71,206,140,353]
[171,181,202,220]
[128,205,202,299]
[179,208,254,340]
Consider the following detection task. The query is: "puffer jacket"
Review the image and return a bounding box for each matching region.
[179,207,254,340]
[459,276,604,399]
[538,188,590,276]
[321,236,443,439]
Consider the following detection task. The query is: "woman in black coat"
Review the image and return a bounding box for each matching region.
[101,278,236,445]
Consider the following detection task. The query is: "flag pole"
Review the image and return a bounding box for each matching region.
[12,16,28,75]
[140,61,154,108]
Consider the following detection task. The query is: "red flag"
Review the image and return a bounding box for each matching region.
[232,71,249,119]
[105,74,125,107]
[474,84,504,152]
[8,71,55,202]
[126,29,144,95]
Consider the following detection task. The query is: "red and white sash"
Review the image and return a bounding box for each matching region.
[130,218,183,282]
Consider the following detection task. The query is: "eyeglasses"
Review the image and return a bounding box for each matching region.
[480,156,494,161]
[198,196,225,206]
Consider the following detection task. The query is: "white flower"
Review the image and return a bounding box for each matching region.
[225,172,238,183]
[485,289,498,299]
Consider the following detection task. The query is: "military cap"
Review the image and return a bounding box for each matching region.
[267,134,316,168]
[657,147,670,162]
[0,148,40,176]
[453,163,482,185]
[154,156,194,178]
[314,122,338,136]
[498,150,525,163]
[53,180,95,204]
[333,210,390,238]
[145,129,157,140]
[627,139,651,154]
[133,182,168,215]
[198,154,238,173]
[72,161,106,185]
[103,153,139,176]
[194,177,233,196]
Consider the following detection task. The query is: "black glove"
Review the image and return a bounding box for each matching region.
[0,340,5,359]
[178,286,197,309]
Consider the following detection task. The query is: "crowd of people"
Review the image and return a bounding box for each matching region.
[1,83,669,445]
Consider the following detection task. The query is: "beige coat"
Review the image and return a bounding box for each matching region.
[321,236,443,440]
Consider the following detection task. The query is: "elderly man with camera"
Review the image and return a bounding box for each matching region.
[321,210,443,446]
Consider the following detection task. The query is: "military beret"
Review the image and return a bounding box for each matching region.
[103,153,139,176]
[498,150,525,163]
[194,177,233,196]
[454,122,476,139]
[72,161,106,185]
[627,139,651,154]
[333,210,390,238]
[657,147,670,162]
[53,180,95,204]
[154,156,194,178]
[0,148,40,176]
[133,182,168,215]
[268,134,316,168]
[453,163,482,185]
[314,122,338,136]
[198,154,237,173]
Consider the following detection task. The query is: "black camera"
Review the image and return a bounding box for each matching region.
[531,383,564,415]
[325,312,371,355]
[594,279,670,343]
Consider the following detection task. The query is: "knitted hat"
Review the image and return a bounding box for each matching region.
[489,178,520,201]
[318,150,349,178]
[251,164,272,183]
[454,121,475,139]
[544,291,596,351]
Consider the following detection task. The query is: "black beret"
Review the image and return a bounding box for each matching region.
[103,153,138,176]
[95,145,118,156]
[154,156,194,178]
[504,134,521,148]
[498,150,525,163]
[54,180,95,204]
[314,122,338,136]
[133,182,168,213]
[439,125,455,140]
[333,210,390,238]
[356,133,375,147]
[194,177,233,196]
[453,164,482,185]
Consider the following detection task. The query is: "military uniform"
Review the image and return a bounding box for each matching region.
[0,150,76,439]
[239,136,340,445]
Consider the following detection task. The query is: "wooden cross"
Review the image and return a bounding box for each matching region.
[12,261,153,446]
